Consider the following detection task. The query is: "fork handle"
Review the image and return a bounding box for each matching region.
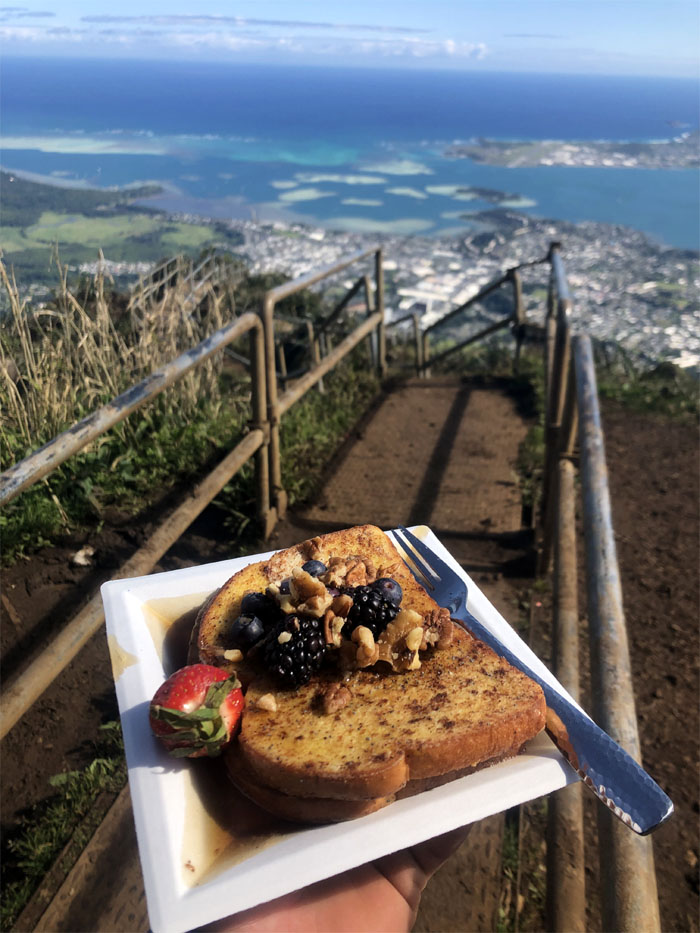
[452,609,673,836]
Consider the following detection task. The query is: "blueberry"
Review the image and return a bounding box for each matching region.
[279,578,291,595]
[372,578,403,606]
[240,591,280,625]
[229,613,265,649]
[301,559,327,577]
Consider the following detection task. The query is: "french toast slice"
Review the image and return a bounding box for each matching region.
[226,741,516,824]
[224,743,396,823]
[238,625,545,801]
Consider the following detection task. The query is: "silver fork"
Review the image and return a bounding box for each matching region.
[394,525,673,836]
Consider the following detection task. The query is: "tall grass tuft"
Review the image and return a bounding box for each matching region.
[0,254,231,466]
[0,255,257,561]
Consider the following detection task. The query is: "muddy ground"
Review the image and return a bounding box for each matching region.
[1,389,698,931]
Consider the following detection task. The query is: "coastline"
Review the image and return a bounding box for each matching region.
[2,170,698,372]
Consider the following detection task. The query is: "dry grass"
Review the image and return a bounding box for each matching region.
[0,254,233,467]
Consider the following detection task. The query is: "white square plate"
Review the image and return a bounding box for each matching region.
[101,525,577,933]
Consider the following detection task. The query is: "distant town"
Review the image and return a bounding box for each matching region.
[445,131,700,170]
[75,206,700,372]
[3,164,698,373]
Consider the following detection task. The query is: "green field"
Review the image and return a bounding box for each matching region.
[0,172,244,285]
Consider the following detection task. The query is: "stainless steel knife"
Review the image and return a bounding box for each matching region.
[394,524,674,836]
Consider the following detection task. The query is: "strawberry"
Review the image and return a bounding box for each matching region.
[149,664,244,759]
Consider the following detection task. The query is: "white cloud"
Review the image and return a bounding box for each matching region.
[0,19,489,65]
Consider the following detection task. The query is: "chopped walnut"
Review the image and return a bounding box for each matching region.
[256,693,278,712]
[320,555,377,588]
[315,682,352,715]
[331,593,353,617]
[322,609,345,647]
[267,570,333,618]
[303,537,323,561]
[405,626,424,653]
[351,625,379,667]
[421,608,454,650]
[344,558,369,587]
[322,556,348,588]
[363,558,377,583]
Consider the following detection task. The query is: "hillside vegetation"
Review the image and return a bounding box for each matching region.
[0,172,244,287]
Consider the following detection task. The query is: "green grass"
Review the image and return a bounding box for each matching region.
[1,392,251,565]
[1,723,127,931]
[0,226,32,254]
[25,210,162,245]
[596,359,698,419]
[0,170,245,286]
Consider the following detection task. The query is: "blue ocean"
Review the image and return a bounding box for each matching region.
[1,57,698,248]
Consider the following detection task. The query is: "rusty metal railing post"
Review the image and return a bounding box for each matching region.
[511,269,526,373]
[540,250,572,574]
[305,320,324,395]
[545,249,559,408]
[249,323,272,538]
[375,249,386,377]
[422,331,431,378]
[262,293,287,521]
[573,334,661,933]
[546,448,586,931]
[412,313,423,375]
[363,274,377,369]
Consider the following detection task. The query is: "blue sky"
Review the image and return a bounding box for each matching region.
[1,1,698,77]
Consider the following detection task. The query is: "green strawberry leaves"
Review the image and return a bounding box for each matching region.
[151,672,242,757]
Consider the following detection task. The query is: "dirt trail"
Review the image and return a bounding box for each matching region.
[269,376,533,933]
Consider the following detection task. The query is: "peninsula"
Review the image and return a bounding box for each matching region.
[445,132,699,170]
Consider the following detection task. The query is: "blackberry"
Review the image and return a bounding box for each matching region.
[344,585,400,640]
[263,615,326,687]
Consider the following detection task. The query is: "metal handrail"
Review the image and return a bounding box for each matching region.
[574,334,660,932]
[0,311,269,740]
[541,249,661,932]
[0,312,262,506]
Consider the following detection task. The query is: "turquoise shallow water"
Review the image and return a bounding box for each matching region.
[2,58,698,248]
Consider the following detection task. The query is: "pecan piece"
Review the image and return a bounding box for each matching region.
[316,682,352,715]
[421,607,454,649]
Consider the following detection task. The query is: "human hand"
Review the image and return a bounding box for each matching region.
[199,824,472,932]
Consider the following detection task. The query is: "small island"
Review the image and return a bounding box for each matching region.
[445,132,699,170]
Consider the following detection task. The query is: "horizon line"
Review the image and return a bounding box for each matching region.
[1,53,698,83]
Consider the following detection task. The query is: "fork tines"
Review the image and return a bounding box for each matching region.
[395,525,444,590]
